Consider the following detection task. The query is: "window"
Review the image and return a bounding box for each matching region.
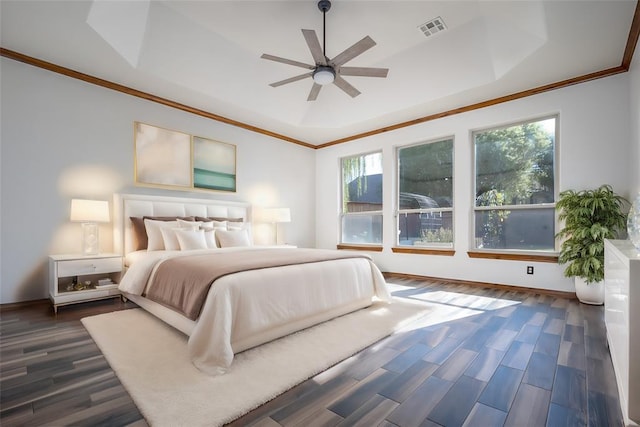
[397,138,454,248]
[473,116,556,251]
[341,151,383,245]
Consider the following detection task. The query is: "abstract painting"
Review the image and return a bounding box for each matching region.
[193,136,236,192]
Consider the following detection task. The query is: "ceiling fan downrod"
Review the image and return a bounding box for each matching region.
[318,0,331,61]
[313,0,335,85]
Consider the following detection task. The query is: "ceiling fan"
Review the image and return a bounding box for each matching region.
[261,0,389,101]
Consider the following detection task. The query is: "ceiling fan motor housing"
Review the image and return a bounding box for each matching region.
[318,0,331,13]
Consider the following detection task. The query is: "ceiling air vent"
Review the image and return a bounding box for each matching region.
[418,16,447,38]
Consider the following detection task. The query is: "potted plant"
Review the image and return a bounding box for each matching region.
[556,184,628,304]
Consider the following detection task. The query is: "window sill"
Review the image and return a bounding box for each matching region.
[336,244,383,252]
[467,251,558,263]
[392,247,455,256]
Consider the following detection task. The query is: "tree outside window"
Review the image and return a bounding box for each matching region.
[473,117,556,251]
[341,152,383,244]
[397,138,454,248]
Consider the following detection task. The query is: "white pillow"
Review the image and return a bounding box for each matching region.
[227,222,252,243]
[160,227,182,251]
[177,218,214,230]
[175,229,208,250]
[144,219,178,251]
[216,229,251,248]
[210,220,228,230]
[203,229,218,249]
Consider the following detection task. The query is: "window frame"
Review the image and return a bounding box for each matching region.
[339,150,384,247]
[471,114,559,255]
[395,136,455,252]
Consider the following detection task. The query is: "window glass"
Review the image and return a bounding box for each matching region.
[341,152,383,244]
[397,139,454,247]
[473,117,556,250]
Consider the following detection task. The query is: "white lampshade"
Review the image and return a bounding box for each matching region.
[272,208,291,223]
[70,199,110,223]
[70,199,110,255]
[257,207,291,224]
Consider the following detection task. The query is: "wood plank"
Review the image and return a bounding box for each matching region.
[462,402,508,427]
[432,348,478,382]
[386,376,453,427]
[504,384,551,426]
[523,352,557,390]
[464,347,506,382]
[378,359,439,403]
[336,394,398,426]
[427,375,486,426]
[547,402,586,426]
[383,343,432,373]
[557,341,588,371]
[534,332,562,358]
[328,368,397,418]
[478,365,524,412]
[550,365,587,412]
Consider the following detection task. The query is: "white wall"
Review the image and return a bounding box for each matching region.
[0,57,316,304]
[630,48,640,197]
[316,73,633,293]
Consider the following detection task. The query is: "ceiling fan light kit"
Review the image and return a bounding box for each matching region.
[261,0,388,101]
[313,66,335,85]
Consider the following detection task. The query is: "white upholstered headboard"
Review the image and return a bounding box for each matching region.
[113,193,251,255]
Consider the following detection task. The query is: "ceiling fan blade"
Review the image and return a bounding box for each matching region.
[269,72,312,87]
[307,83,322,101]
[301,29,327,66]
[339,66,388,78]
[329,36,376,67]
[261,53,314,70]
[333,75,361,98]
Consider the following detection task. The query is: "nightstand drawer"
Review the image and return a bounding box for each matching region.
[57,257,122,277]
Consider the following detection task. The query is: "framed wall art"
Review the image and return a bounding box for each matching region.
[193,136,236,192]
[133,122,237,193]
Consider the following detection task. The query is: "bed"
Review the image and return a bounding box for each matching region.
[113,193,390,375]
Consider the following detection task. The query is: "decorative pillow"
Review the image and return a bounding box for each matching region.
[228,222,253,244]
[203,229,217,249]
[160,227,183,251]
[144,219,179,251]
[130,216,195,250]
[177,218,197,228]
[175,229,208,250]
[200,220,228,231]
[216,229,251,248]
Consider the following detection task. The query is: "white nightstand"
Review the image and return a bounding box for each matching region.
[49,253,123,313]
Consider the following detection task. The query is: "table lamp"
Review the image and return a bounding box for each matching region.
[70,199,110,255]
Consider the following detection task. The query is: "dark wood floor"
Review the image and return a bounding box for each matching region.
[0,277,624,427]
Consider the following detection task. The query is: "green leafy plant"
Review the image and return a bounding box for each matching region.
[476,189,510,248]
[420,227,453,243]
[556,185,628,283]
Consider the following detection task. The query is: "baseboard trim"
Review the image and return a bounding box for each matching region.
[383,271,577,300]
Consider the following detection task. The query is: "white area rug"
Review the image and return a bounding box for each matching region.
[82,298,474,426]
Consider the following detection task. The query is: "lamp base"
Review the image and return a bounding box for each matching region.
[81,222,99,255]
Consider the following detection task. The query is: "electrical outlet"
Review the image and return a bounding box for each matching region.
[527,266,534,275]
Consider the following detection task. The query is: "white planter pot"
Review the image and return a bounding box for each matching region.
[575,277,604,305]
